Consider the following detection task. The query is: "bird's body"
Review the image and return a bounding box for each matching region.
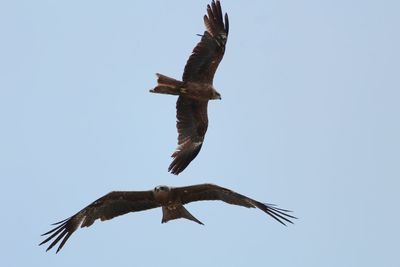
[40,183,295,253]
[150,0,229,175]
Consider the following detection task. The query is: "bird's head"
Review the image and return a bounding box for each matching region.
[153,185,171,201]
[212,90,222,100]
[153,185,171,193]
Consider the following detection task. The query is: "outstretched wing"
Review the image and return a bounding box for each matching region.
[169,97,208,175]
[182,0,229,83]
[173,184,296,225]
[39,190,159,253]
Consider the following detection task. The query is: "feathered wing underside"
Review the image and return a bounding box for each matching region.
[182,0,229,83]
[39,191,159,253]
[169,97,208,175]
[174,184,296,225]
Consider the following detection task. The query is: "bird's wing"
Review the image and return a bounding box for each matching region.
[173,184,296,225]
[169,97,208,175]
[39,190,159,253]
[182,0,229,83]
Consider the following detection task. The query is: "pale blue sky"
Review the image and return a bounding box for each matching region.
[1,0,399,266]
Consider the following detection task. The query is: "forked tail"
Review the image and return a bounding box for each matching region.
[161,205,204,225]
[150,73,183,96]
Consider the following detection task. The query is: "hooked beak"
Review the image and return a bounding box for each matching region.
[214,93,222,100]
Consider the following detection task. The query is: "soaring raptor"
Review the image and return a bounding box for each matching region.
[150,0,229,175]
[40,183,295,253]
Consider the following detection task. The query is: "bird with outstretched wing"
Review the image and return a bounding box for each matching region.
[150,0,229,175]
[40,183,296,253]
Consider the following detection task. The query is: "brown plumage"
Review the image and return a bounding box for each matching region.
[150,0,229,175]
[39,184,296,253]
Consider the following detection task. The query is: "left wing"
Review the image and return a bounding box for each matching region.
[169,97,208,175]
[39,190,159,253]
[173,184,296,225]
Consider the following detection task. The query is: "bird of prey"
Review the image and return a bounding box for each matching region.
[150,0,229,175]
[40,183,295,253]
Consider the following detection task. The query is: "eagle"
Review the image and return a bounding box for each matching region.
[40,183,295,253]
[150,0,229,175]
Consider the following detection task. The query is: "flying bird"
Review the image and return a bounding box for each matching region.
[150,0,229,175]
[40,183,296,253]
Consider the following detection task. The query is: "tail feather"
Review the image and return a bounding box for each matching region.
[162,205,204,225]
[150,73,183,96]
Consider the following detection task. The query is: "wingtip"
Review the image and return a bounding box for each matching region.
[168,160,185,175]
[168,153,184,175]
[224,13,229,34]
[51,218,69,226]
[168,165,181,175]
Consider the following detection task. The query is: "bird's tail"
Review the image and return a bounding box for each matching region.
[149,73,183,96]
[161,205,204,225]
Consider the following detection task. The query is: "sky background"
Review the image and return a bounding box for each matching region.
[1,0,399,266]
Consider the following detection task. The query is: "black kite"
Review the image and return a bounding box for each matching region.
[40,183,295,253]
[150,0,229,174]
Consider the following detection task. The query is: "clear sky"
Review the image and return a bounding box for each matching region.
[1,0,399,266]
